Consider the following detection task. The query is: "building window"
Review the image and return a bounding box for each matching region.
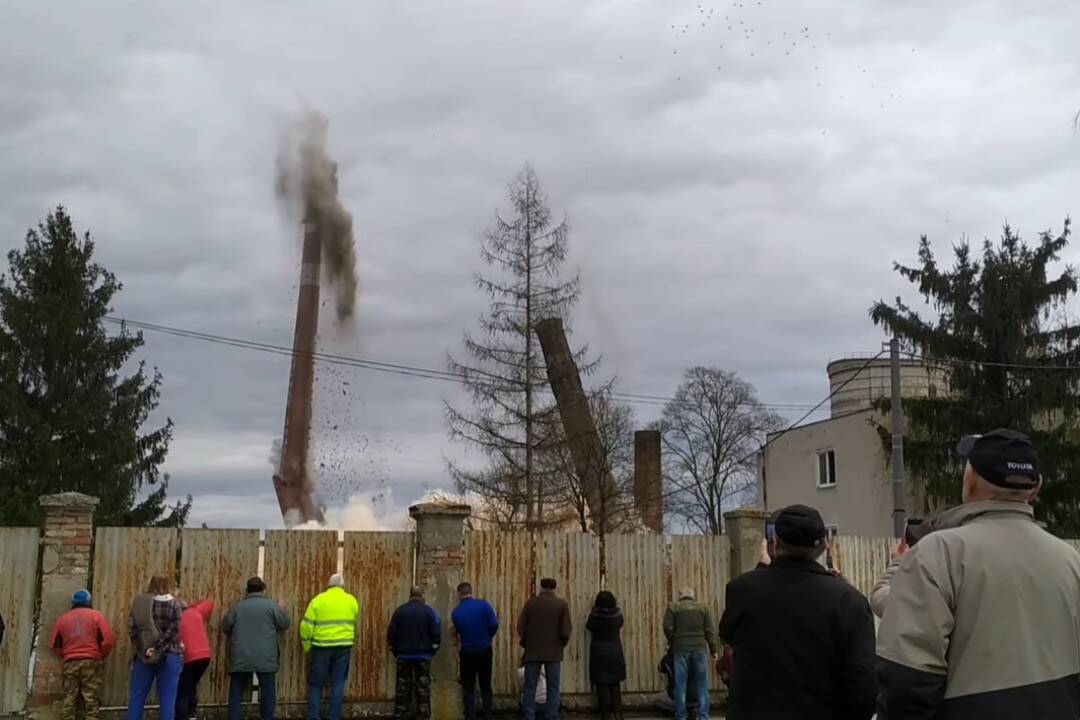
[816,449,837,488]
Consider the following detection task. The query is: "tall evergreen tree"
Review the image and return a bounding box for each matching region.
[445,165,599,529]
[871,220,1080,534]
[0,207,189,527]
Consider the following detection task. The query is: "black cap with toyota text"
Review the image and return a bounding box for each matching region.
[956,428,1040,489]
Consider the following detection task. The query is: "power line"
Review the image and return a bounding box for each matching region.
[102,315,826,412]
[901,349,1080,372]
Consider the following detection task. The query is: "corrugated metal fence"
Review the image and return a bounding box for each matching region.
[3,524,1051,712]
[92,527,179,707]
[178,529,260,708]
[466,531,730,696]
[0,528,39,714]
[89,528,415,708]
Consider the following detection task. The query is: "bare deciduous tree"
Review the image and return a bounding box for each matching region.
[543,390,639,532]
[657,367,783,535]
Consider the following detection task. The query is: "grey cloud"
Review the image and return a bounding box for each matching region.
[4,0,1080,527]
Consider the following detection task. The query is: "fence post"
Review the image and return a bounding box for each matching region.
[29,492,99,719]
[723,507,769,579]
[409,502,471,720]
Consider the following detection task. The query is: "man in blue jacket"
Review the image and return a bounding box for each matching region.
[387,586,441,720]
[451,582,499,720]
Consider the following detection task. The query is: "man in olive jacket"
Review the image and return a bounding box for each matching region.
[221,577,291,720]
[517,578,571,720]
[663,588,717,720]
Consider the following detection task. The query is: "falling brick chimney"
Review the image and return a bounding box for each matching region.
[273,217,325,528]
[634,430,663,532]
[534,317,617,534]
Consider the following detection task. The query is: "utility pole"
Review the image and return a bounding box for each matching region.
[889,337,907,538]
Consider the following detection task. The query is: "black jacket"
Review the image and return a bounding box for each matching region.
[718,557,877,720]
[586,607,626,685]
[387,599,441,660]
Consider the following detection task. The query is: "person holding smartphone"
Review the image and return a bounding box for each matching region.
[869,518,932,619]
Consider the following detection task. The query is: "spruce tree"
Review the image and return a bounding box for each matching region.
[0,207,189,527]
[871,220,1080,534]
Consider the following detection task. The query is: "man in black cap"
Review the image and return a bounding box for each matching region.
[877,429,1080,720]
[718,504,876,720]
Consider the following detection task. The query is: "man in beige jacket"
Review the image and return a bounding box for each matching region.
[876,429,1080,720]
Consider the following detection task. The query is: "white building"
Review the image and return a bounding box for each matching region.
[759,356,945,537]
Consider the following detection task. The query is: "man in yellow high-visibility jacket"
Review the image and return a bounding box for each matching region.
[301,574,360,720]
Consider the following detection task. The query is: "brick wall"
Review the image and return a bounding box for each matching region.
[30,493,99,713]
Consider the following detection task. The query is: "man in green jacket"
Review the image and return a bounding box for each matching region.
[663,588,717,720]
[221,577,291,720]
[300,574,360,720]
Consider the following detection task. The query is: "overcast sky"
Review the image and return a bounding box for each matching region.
[3,0,1080,529]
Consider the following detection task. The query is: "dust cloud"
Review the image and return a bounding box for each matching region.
[275,111,359,323]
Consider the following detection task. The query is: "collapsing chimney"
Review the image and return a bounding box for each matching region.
[634,430,663,532]
[534,317,618,534]
[273,217,325,528]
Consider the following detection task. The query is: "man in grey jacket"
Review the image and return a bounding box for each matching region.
[221,577,291,720]
[877,429,1080,720]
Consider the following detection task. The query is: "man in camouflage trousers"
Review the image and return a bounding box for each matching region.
[50,590,115,720]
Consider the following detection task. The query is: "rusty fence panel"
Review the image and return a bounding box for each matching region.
[463,531,532,696]
[834,535,893,599]
[604,534,668,693]
[342,531,415,701]
[536,532,599,695]
[0,528,39,714]
[262,530,338,703]
[178,529,260,707]
[670,534,729,689]
[92,527,179,707]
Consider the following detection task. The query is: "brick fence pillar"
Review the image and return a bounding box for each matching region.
[409,502,471,720]
[723,507,769,579]
[29,493,99,718]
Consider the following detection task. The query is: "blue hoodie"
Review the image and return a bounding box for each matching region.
[451,597,499,651]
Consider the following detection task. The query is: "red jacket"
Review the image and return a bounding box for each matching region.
[51,608,115,662]
[179,600,214,664]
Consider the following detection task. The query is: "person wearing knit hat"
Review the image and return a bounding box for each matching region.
[718,504,876,720]
[50,589,115,720]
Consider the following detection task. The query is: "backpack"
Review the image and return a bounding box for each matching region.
[131,595,164,665]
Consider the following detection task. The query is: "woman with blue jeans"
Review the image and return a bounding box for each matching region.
[126,575,183,720]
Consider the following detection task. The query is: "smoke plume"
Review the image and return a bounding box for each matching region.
[275,111,359,322]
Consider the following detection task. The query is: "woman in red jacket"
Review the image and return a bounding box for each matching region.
[175,598,214,720]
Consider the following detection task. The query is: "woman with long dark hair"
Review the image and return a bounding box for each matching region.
[586,590,626,720]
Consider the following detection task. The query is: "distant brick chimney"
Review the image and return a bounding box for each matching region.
[634,430,663,532]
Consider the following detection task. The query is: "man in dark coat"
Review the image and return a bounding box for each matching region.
[718,504,877,720]
[517,578,572,720]
[387,586,441,720]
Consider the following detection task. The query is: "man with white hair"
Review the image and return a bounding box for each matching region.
[301,574,360,720]
[877,429,1080,719]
